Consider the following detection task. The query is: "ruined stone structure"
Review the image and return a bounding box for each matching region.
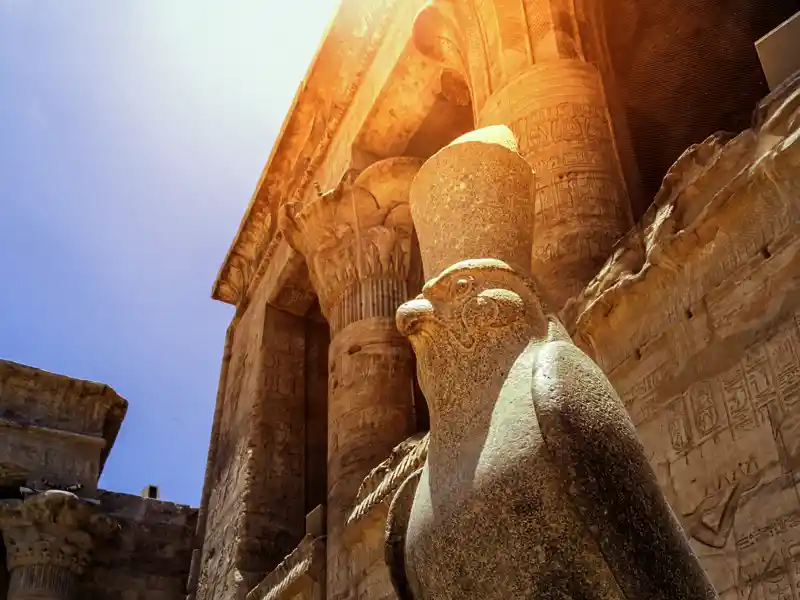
[0,360,197,600]
[196,2,800,600]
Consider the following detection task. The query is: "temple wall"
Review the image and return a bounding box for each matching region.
[0,360,126,493]
[197,272,307,600]
[567,91,800,600]
[80,491,197,600]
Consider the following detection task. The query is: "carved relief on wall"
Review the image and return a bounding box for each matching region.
[561,74,800,600]
[619,312,800,600]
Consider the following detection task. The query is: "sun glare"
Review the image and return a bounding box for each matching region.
[142,1,341,124]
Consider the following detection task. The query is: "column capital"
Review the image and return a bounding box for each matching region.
[413,0,634,308]
[0,491,117,599]
[280,157,423,332]
[413,0,610,112]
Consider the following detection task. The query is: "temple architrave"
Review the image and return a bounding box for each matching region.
[195,2,800,600]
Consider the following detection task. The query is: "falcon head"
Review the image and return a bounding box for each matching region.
[396,259,550,399]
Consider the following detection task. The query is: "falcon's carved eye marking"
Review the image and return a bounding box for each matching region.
[449,276,474,299]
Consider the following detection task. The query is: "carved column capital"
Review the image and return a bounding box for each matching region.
[413,0,608,107]
[280,157,424,333]
[0,491,117,600]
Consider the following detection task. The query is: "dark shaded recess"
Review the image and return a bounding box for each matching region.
[304,312,329,516]
[404,96,475,159]
[606,0,800,219]
[0,485,23,500]
[0,534,7,600]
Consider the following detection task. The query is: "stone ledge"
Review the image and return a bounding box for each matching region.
[561,71,800,373]
[0,360,127,473]
[245,535,325,600]
[0,419,106,448]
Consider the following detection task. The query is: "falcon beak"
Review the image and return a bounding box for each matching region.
[396,297,435,337]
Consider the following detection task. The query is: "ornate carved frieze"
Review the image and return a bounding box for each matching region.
[0,490,118,600]
[211,0,405,308]
[280,157,423,332]
[412,0,611,116]
[556,71,800,600]
[562,70,800,368]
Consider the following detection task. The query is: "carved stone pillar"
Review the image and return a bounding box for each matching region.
[413,0,636,307]
[0,491,114,600]
[280,157,424,600]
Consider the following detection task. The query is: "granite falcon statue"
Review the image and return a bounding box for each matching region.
[385,258,718,600]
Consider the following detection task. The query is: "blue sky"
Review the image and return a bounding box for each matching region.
[0,1,338,506]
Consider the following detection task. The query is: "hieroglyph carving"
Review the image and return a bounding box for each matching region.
[636,313,800,564]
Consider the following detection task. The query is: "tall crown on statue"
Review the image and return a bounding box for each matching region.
[408,125,535,280]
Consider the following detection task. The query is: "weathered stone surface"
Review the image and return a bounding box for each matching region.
[0,360,127,492]
[246,535,325,600]
[281,158,420,600]
[80,491,197,600]
[562,72,800,600]
[281,157,423,329]
[408,126,534,279]
[331,434,429,600]
[0,359,197,600]
[211,0,435,308]
[387,257,715,600]
[0,490,117,600]
[348,433,428,528]
[196,271,308,600]
[201,3,800,600]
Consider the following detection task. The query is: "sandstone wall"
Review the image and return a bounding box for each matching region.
[197,271,308,600]
[565,80,800,600]
[81,491,197,600]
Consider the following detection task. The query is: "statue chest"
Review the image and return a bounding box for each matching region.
[403,411,624,600]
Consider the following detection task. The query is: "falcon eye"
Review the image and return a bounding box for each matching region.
[450,276,474,298]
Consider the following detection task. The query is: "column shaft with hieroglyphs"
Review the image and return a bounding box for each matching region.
[0,490,116,600]
[280,157,424,600]
[412,0,636,307]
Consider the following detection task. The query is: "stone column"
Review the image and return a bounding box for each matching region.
[0,491,114,600]
[413,0,636,307]
[280,157,423,600]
